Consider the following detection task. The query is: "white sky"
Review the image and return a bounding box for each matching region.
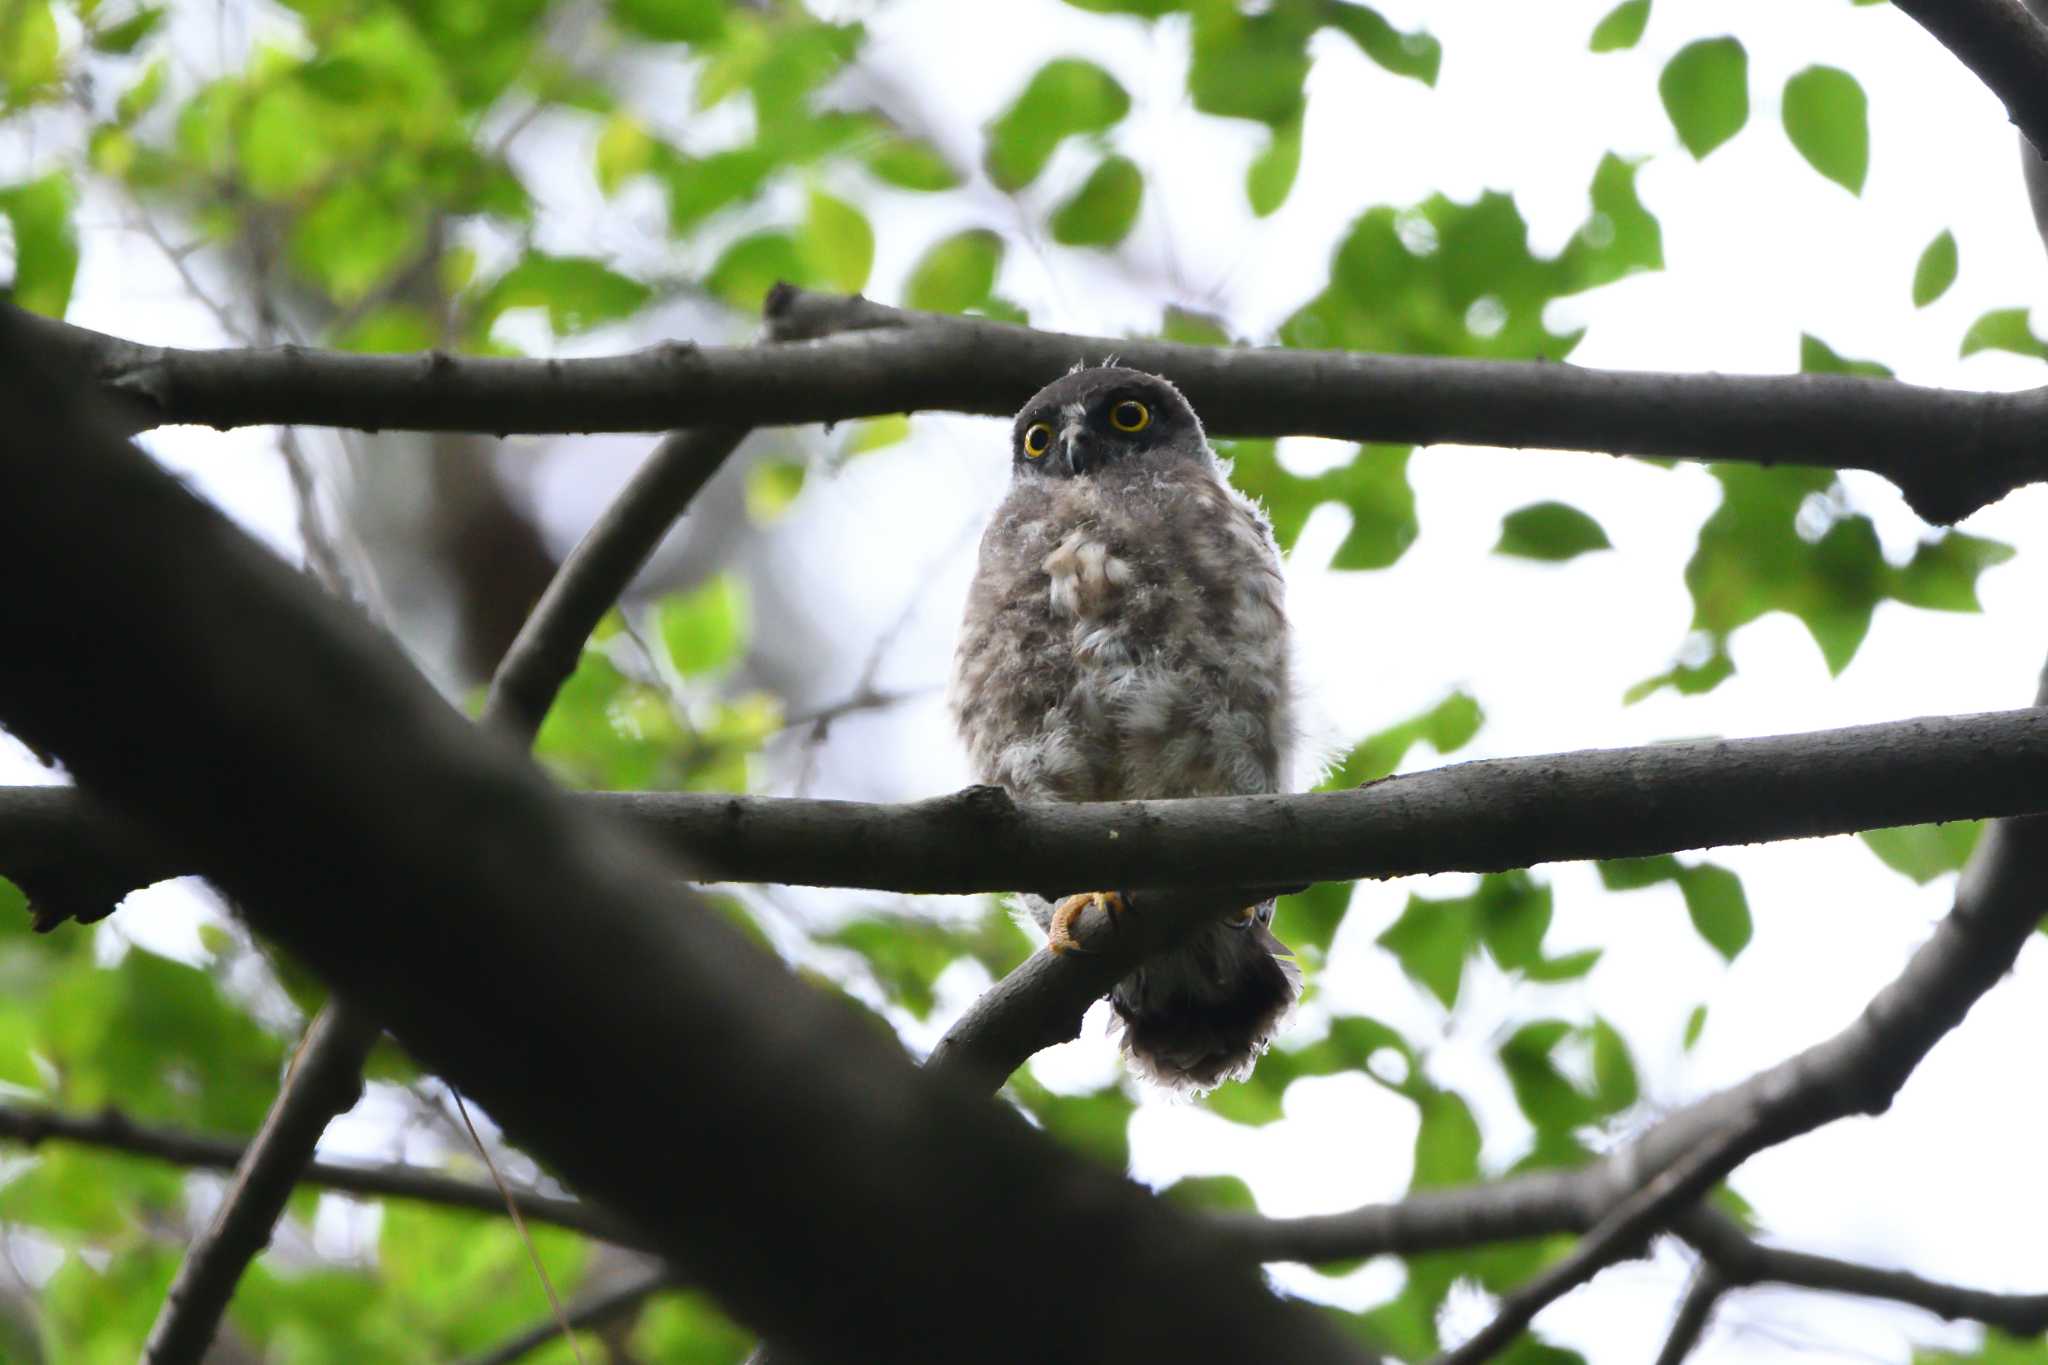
[7,0,2048,1361]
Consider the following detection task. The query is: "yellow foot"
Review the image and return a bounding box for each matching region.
[1048,891,1129,955]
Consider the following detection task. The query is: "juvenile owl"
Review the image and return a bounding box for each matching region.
[950,365,1301,1091]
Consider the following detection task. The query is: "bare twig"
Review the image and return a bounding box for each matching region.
[1435,1126,1754,1365]
[141,1003,383,1365]
[1652,1266,1726,1365]
[0,1101,646,1246]
[16,289,2048,523]
[459,1267,680,1365]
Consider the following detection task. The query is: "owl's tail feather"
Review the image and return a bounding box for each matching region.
[1107,906,1301,1094]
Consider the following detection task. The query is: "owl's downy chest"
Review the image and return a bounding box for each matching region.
[951,464,1291,802]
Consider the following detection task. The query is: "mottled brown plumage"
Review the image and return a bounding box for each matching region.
[950,366,1301,1091]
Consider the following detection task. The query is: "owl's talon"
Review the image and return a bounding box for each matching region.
[1048,890,1129,955]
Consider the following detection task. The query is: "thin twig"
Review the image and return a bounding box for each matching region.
[1652,1265,1727,1365]
[459,1267,680,1365]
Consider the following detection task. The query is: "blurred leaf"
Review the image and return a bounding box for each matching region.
[1412,1088,1482,1188]
[1161,1174,1258,1213]
[91,6,163,54]
[333,304,438,353]
[1050,155,1143,246]
[1782,65,1868,193]
[1009,1071,1134,1169]
[1379,893,1474,1008]
[1961,307,2048,360]
[1588,1018,1638,1112]
[706,231,803,311]
[1892,532,2014,610]
[116,56,167,124]
[0,0,60,105]
[478,252,650,336]
[904,227,1002,313]
[984,59,1129,189]
[0,172,78,316]
[1861,822,1984,884]
[1589,0,1649,52]
[611,0,724,44]
[1324,689,1483,788]
[842,413,910,456]
[1226,440,1417,568]
[745,459,806,523]
[1598,854,1682,890]
[1678,863,1751,960]
[289,183,425,304]
[1800,332,1891,378]
[1189,5,1310,125]
[865,135,960,191]
[798,189,874,291]
[1683,1004,1707,1050]
[1324,4,1440,85]
[1380,872,1563,1007]
[596,113,656,195]
[630,1291,752,1364]
[1660,37,1748,159]
[1246,115,1302,216]
[239,83,333,198]
[1913,229,1957,308]
[658,575,747,678]
[1163,304,1231,345]
[1494,501,1612,561]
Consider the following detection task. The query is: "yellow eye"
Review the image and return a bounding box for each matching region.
[1022,422,1053,458]
[1109,399,1150,433]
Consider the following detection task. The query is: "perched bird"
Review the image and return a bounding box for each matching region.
[950,365,1301,1091]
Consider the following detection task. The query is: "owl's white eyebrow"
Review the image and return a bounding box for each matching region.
[1061,401,1086,422]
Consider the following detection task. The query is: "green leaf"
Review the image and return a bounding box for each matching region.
[1597,854,1682,890]
[1659,37,1749,159]
[288,183,424,304]
[1412,1089,1482,1188]
[745,459,806,523]
[1799,333,1892,378]
[1246,116,1302,216]
[1494,501,1612,561]
[1324,4,1440,85]
[610,0,725,44]
[1050,155,1143,247]
[1588,1018,1638,1112]
[904,228,1002,313]
[1961,307,2048,360]
[984,59,1130,190]
[595,114,655,195]
[1683,1005,1706,1050]
[1782,65,1868,193]
[480,252,651,336]
[1861,822,1983,884]
[1378,894,1475,1008]
[1892,532,2014,610]
[0,173,78,317]
[1189,7,1311,125]
[799,190,874,292]
[1677,863,1751,960]
[658,575,747,678]
[0,0,60,105]
[91,6,164,54]
[1912,229,1957,308]
[1324,689,1482,789]
[239,83,334,198]
[1008,1072,1134,1169]
[1589,0,1649,52]
[865,136,960,191]
[705,231,803,312]
[115,57,167,125]
[1161,1174,1258,1214]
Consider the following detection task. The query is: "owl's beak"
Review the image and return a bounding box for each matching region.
[1059,419,1090,475]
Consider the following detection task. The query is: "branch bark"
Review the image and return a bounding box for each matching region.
[17,292,2048,524]
[1650,1267,1725,1365]
[459,1267,680,1365]
[0,306,1367,1364]
[12,707,2048,928]
[1892,0,2048,155]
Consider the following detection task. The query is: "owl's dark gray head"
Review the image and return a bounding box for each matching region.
[1010,366,1207,480]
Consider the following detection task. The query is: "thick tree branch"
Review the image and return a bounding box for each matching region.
[15,292,2048,524]
[0,308,1367,1364]
[12,708,2048,929]
[1892,0,2048,155]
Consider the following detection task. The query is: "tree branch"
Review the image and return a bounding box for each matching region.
[0,305,1369,1364]
[459,1267,681,1365]
[12,707,2048,929]
[1651,1266,1725,1365]
[17,291,2048,524]
[1892,0,2048,156]
[0,1101,648,1246]
[141,1003,383,1365]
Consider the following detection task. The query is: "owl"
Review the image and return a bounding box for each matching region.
[950,365,1301,1092]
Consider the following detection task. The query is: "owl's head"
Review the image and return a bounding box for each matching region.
[1010,366,1206,480]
